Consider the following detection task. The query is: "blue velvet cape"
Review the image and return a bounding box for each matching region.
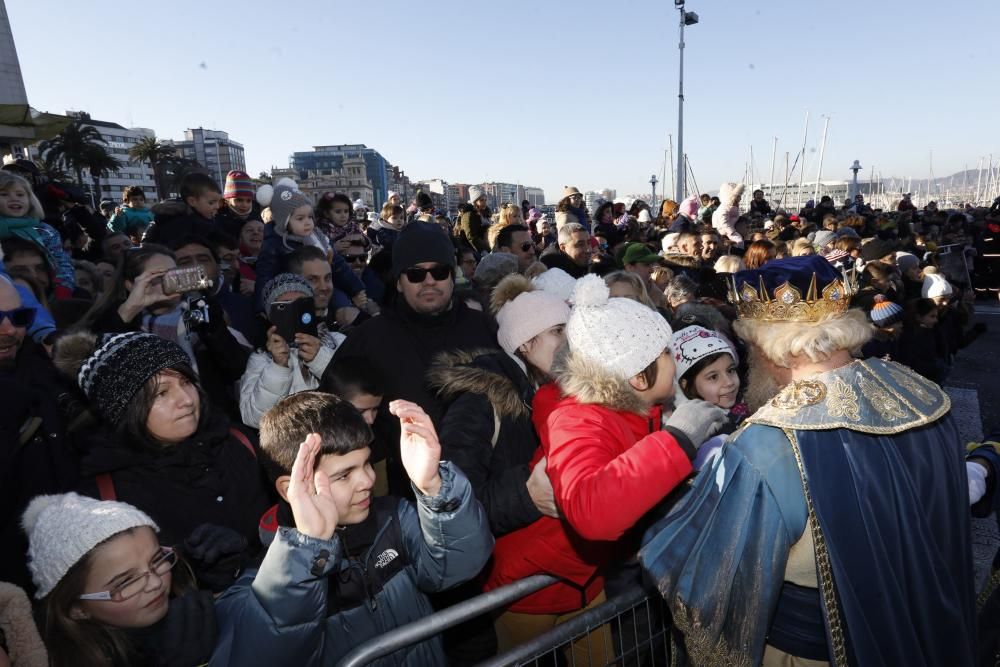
[640,358,976,666]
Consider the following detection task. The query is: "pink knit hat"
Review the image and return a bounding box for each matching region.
[496,290,570,355]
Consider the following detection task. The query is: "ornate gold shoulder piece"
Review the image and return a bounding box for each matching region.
[727,268,858,322]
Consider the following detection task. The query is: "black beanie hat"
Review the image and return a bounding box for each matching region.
[391,222,455,278]
[860,238,896,263]
[415,191,434,211]
[77,332,192,423]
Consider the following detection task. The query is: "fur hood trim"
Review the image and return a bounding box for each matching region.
[718,182,745,208]
[660,252,704,269]
[556,350,647,415]
[427,349,530,419]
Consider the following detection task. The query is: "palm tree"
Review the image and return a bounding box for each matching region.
[83,145,122,204]
[38,121,107,188]
[128,137,176,200]
[34,157,69,183]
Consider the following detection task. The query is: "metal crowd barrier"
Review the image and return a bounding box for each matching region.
[336,574,559,667]
[481,585,671,667]
[336,574,672,667]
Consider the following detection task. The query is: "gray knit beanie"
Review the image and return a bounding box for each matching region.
[262,273,314,313]
[256,177,312,236]
[23,493,158,598]
[77,332,191,424]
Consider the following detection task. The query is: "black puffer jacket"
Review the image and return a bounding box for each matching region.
[77,411,272,552]
[427,349,541,536]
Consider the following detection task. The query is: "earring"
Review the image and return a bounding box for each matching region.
[70,607,90,620]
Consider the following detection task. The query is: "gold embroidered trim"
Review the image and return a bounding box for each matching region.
[669,604,755,667]
[858,374,908,422]
[783,428,848,667]
[826,377,860,422]
[747,359,951,434]
[885,363,934,405]
[770,379,827,412]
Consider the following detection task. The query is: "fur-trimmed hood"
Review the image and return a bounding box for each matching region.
[427,349,531,419]
[555,349,647,415]
[660,252,703,269]
[718,182,745,209]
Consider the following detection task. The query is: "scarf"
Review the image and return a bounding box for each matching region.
[140,304,199,373]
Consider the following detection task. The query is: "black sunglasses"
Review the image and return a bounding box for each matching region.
[403,265,452,283]
[520,242,535,252]
[346,254,367,264]
[0,307,36,328]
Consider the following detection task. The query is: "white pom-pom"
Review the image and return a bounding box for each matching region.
[274,177,297,189]
[22,494,61,534]
[256,184,274,208]
[570,274,610,308]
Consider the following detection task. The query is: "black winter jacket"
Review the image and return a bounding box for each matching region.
[0,339,81,593]
[427,350,542,536]
[327,298,498,496]
[77,411,272,553]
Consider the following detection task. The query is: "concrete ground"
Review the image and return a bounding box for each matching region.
[948,302,1000,589]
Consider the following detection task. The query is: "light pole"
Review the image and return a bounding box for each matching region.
[675,0,698,202]
[650,174,658,210]
[849,160,862,200]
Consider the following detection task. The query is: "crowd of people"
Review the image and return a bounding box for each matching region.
[1,157,999,666]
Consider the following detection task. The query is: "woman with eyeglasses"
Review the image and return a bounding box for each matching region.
[24,493,218,667]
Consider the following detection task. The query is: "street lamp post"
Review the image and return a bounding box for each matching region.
[849,160,862,200]
[650,174,658,210]
[674,1,698,202]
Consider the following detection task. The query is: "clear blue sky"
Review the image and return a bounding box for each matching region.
[8,0,999,202]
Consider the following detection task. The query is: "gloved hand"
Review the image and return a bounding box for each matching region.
[968,461,988,505]
[663,400,729,450]
[150,590,218,667]
[183,523,248,592]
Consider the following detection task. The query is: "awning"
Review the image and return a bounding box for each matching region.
[0,104,74,143]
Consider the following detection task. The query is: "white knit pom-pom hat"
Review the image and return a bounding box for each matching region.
[566,275,673,379]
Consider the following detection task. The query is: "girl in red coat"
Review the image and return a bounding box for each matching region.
[487,275,727,660]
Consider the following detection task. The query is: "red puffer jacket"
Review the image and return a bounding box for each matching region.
[483,351,694,614]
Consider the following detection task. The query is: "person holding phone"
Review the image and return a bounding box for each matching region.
[239,273,345,428]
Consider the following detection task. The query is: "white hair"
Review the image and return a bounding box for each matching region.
[713,255,745,273]
[733,309,872,368]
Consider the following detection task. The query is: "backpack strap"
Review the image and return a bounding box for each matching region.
[229,426,256,458]
[96,473,116,501]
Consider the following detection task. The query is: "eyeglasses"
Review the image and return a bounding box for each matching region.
[403,265,452,283]
[0,307,36,328]
[78,547,178,602]
[345,254,367,264]
[519,242,535,252]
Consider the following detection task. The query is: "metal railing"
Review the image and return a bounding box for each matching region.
[335,574,559,667]
[481,586,671,667]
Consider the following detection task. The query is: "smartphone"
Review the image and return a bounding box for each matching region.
[161,266,212,295]
[269,297,318,345]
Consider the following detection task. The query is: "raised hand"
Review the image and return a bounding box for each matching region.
[294,333,321,363]
[117,267,169,322]
[390,400,442,497]
[286,433,339,540]
[266,326,290,367]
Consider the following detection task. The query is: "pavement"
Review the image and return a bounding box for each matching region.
[948,302,1000,590]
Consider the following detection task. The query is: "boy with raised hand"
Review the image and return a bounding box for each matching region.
[212,392,493,667]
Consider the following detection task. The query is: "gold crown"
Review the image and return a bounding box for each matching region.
[727,269,857,322]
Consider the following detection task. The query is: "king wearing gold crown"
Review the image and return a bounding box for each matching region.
[640,256,976,666]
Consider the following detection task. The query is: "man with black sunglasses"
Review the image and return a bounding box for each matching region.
[494,224,536,273]
[0,275,80,593]
[326,222,497,497]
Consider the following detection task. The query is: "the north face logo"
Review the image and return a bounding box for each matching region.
[375,549,399,569]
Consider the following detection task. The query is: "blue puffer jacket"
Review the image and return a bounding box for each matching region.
[210,462,493,666]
